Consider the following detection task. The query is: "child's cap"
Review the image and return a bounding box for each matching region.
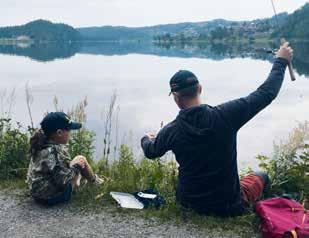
[40,112,82,134]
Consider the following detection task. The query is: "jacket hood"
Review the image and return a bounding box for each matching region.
[176,105,214,140]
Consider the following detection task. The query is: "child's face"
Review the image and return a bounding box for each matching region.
[53,129,71,144]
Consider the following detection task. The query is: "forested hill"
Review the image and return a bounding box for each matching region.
[273,3,309,39]
[76,19,236,41]
[0,20,81,42]
[152,3,309,42]
[77,2,309,42]
[0,3,308,43]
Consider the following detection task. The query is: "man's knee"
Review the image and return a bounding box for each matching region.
[241,172,267,204]
[253,171,270,187]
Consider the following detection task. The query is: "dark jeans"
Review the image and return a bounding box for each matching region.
[177,171,269,217]
[35,184,73,206]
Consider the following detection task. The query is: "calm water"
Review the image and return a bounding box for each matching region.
[0,42,308,168]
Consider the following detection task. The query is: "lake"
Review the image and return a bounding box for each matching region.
[0,41,308,168]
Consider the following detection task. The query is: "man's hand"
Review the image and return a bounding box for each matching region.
[276,42,293,63]
[146,132,157,140]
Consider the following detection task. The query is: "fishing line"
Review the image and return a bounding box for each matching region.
[270,0,282,34]
[269,0,296,81]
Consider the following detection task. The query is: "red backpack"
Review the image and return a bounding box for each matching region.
[255,198,309,238]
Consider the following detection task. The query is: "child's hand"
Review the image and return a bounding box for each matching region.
[76,158,86,169]
[71,157,86,169]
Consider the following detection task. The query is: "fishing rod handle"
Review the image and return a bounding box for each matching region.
[280,38,296,81]
[288,61,296,81]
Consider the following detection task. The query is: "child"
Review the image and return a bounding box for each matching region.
[27,112,103,206]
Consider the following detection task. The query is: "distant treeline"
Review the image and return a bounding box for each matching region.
[275,3,309,39]
[0,20,80,42]
[154,3,309,43]
[0,3,308,42]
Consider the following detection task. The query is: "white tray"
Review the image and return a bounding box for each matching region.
[110,192,144,209]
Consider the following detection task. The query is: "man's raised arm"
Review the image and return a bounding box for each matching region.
[215,42,293,132]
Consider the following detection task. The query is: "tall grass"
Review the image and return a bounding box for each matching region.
[67,97,96,166]
[0,88,16,118]
[0,89,30,180]
[257,121,309,207]
[102,92,118,165]
[0,118,30,179]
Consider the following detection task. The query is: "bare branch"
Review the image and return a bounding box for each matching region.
[25,82,34,129]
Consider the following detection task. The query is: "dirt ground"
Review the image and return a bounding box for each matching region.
[0,190,259,238]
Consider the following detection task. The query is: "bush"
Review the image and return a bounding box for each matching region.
[68,128,95,166]
[257,122,309,206]
[0,118,30,179]
[67,98,96,166]
[96,145,178,200]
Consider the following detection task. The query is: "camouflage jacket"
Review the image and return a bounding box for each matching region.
[27,141,78,200]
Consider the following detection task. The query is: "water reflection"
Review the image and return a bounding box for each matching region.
[0,41,308,76]
[0,43,80,62]
[0,42,308,169]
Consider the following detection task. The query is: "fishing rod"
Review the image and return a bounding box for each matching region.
[270,0,296,81]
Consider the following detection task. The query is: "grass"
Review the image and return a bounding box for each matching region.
[0,179,27,190]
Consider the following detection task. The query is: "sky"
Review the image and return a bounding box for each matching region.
[1,0,308,28]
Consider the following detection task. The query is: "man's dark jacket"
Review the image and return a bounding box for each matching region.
[141,58,288,216]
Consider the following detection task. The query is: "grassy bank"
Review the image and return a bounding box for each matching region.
[0,97,308,236]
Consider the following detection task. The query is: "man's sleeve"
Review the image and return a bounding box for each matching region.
[215,57,288,132]
[141,125,172,159]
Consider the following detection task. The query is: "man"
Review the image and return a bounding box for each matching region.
[141,42,293,217]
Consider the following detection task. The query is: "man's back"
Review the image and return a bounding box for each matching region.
[171,104,242,215]
[141,56,290,216]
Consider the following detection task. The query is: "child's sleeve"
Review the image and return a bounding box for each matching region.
[39,146,78,189]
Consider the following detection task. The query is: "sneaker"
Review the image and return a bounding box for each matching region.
[80,178,88,187]
[93,174,104,185]
[75,174,82,187]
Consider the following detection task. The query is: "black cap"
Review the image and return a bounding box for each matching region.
[169,70,199,96]
[40,112,82,135]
